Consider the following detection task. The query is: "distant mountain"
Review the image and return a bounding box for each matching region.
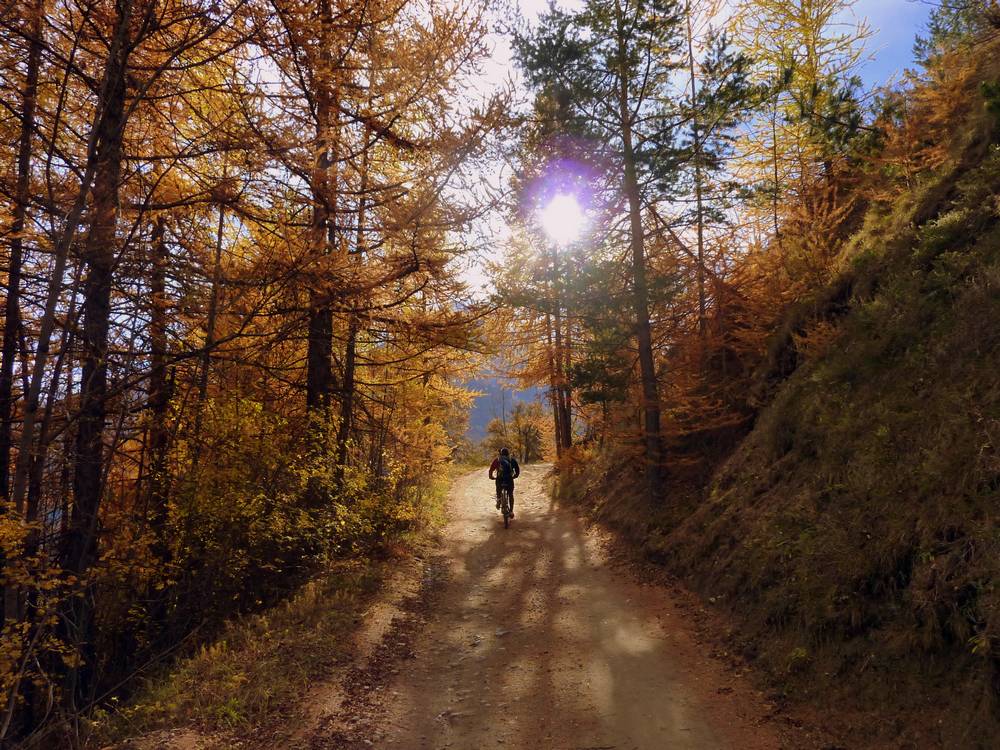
[464,378,545,441]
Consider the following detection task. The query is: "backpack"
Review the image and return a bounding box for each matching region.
[499,455,514,482]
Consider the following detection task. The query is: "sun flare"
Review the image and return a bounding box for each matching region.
[539,193,585,246]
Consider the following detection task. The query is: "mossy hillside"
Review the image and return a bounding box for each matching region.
[662,121,1000,742]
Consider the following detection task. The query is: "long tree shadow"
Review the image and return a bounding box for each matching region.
[380,465,725,749]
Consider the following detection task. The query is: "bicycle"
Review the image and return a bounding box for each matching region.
[498,484,513,528]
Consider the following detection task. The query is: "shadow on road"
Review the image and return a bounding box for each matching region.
[378,464,729,749]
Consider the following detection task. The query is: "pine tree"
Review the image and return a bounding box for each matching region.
[914,0,1000,63]
[678,10,760,343]
[516,0,688,493]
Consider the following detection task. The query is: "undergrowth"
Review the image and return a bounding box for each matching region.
[659,145,1000,747]
[84,468,455,748]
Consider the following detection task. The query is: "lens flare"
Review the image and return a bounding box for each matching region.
[539,193,585,246]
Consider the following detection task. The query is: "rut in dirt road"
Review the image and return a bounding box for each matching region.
[315,465,784,750]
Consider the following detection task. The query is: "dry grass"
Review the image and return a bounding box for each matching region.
[88,560,381,743]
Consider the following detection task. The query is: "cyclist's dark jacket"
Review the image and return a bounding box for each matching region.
[488,456,520,485]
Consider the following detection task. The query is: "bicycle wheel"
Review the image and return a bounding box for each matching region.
[501,487,511,528]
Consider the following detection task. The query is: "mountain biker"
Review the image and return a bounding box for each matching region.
[488,447,520,518]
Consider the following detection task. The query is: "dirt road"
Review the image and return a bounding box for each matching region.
[306,464,787,750]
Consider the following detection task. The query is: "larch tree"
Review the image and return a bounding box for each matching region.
[730,0,872,242]
[0,0,501,737]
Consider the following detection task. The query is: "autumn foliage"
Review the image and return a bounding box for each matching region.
[3,0,1000,743]
[506,1,1000,745]
[0,0,501,742]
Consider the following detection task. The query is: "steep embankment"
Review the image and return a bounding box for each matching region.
[662,53,1000,747]
[560,44,1000,749]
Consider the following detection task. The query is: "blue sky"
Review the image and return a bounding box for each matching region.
[858,0,933,84]
[514,0,935,89]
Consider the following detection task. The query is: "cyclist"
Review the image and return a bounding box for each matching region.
[488,447,520,518]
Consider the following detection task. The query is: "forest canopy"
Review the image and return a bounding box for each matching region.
[0,0,504,741]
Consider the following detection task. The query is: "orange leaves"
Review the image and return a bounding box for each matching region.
[791,318,843,363]
[868,50,984,204]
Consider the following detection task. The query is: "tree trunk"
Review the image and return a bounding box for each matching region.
[550,250,571,452]
[0,0,43,633]
[616,22,662,493]
[560,313,572,451]
[772,96,781,248]
[306,304,333,414]
[336,127,369,470]
[685,1,707,342]
[27,289,80,559]
[191,202,225,472]
[306,3,338,419]
[0,0,43,503]
[336,317,358,463]
[544,309,562,458]
[62,2,131,706]
[147,217,171,561]
[10,0,134,520]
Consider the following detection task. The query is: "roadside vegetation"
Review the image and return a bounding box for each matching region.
[0,0,497,744]
[89,470,452,747]
[4,0,1000,744]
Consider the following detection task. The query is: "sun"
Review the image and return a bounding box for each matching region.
[539,193,585,246]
